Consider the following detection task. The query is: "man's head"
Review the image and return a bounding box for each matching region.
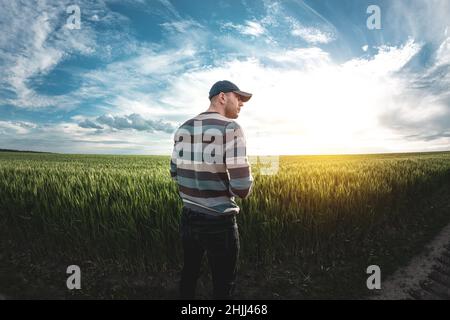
[208,80,252,119]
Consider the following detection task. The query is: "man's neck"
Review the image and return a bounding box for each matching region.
[205,105,225,117]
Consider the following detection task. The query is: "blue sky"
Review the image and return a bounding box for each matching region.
[0,0,449,155]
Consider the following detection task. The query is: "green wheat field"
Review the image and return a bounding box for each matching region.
[1,151,450,299]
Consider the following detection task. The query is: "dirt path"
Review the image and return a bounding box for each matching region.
[370,222,450,300]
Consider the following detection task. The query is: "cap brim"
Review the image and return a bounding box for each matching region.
[233,90,252,102]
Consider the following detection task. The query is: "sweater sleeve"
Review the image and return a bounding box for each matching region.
[169,133,178,182]
[224,121,253,199]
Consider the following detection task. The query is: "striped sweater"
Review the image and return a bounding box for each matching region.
[170,111,253,216]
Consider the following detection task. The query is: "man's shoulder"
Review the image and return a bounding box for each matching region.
[224,120,242,130]
[179,112,235,129]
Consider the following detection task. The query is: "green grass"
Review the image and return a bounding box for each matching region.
[1,151,450,299]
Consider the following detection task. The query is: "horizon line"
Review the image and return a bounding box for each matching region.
[1,148,450,157]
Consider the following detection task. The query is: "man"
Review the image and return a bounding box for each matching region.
[170,80,254,299]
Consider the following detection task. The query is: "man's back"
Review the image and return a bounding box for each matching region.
[170,111,253,216]
[174,80,253,299]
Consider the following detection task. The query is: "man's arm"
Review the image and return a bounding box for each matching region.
[225,122,253,198]
[170,135,178,182]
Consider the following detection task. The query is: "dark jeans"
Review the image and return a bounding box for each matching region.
[179,207,240,300]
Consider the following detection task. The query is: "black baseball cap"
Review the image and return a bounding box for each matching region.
[208,80,252,102]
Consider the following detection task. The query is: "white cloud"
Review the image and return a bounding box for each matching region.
[12,37,443,155]
[151,38,449,155]
[221,3,334,44]
[222,21,266,37]
[0,0,127,109]
[267,47,331,69]
[111,95,185,121]
[160,19,204,33]
[259,1,336,45]
[77,113,175,133]
[388,0,450,43]
[0,120,172,154]
[0,3,68,108]
[290,24,334,44]
[75,40,205,123]
[0,120,37,135]
[343,38,421,76]
[436,37,450,65]
[135,47,197,75]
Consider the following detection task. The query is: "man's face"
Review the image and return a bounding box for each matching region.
[224,92,244,119]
